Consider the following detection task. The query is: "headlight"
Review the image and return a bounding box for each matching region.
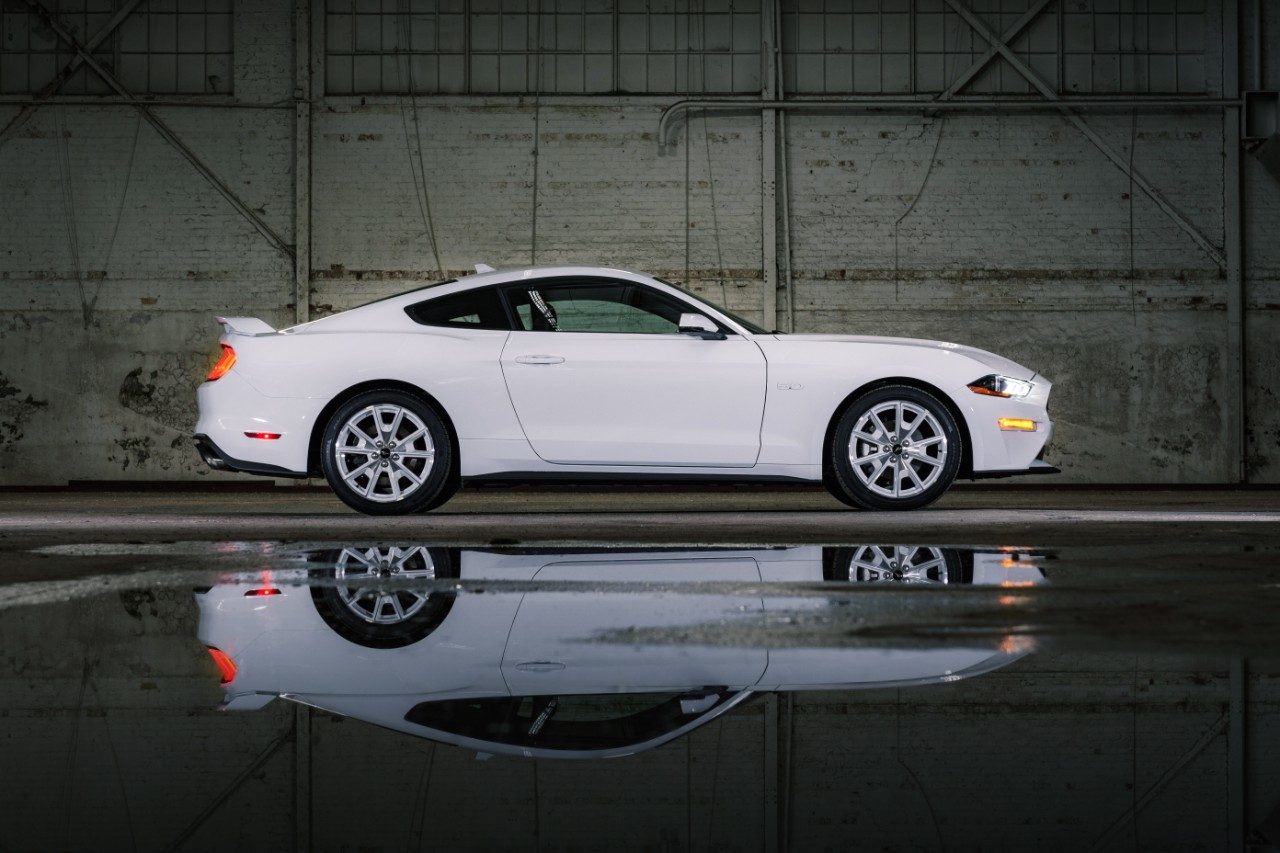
[967,374,1033,398]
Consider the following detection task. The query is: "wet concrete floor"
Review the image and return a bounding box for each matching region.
[1,487,1277,850]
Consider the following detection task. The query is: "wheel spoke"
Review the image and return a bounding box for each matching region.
[342,458,378,485]
[904,462,925,492]
[395,462,423,486]
[386,407,405,441]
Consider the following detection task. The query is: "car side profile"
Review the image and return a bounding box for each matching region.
[195,265,1056,514]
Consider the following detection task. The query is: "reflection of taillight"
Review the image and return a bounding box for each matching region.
[207,344,236,381]
[207,647,237,684]
[244,588,282,597]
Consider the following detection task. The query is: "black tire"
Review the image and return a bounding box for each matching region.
[309,545,460,649]
[823,545,970,584]
[826,384,963,511]
[320,389,458,515]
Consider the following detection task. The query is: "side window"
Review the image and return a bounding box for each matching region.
[406,287,510,330]
[403,691,737,751]
[503,281,690,334]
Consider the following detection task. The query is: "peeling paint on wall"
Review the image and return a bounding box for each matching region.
[0,373,49,453]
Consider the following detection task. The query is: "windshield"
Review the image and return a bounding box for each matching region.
[654,278,773,335]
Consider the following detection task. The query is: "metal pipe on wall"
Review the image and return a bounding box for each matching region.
[657,97,1243,153]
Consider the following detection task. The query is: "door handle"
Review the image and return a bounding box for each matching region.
[514,661,567,672]
[514,355,565,365]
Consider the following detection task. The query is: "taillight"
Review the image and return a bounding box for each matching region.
[244,587,282,597]
[207,647,237,684]
[207,344,236,381]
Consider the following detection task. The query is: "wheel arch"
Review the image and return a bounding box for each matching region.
[821,377,974,480]
[308,380,461,479]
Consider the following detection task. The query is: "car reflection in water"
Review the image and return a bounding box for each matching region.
[196,545,1045,759]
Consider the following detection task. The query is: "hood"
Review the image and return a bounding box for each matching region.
[778,334,1037,381]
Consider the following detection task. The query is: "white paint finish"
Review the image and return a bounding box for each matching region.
[195,266,1052,484]
[500,331,767,466]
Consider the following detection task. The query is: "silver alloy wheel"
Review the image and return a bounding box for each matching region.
[334,404,436,503]
[333,546,439,624]
[850,545,950,584]
[848,400,949,499]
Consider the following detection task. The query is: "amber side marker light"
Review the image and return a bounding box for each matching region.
[207,647,237,684]
[998,417,1038,432]
[244,432,282,440]
[207,344,236,381]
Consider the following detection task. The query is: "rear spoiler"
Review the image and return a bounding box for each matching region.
[216,316,276,336]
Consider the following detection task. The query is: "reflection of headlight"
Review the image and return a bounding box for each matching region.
[967,374,1034,398]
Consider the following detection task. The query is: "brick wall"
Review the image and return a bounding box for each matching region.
[0,0,1276,485]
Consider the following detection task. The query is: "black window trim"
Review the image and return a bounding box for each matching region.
[496,276,735,336]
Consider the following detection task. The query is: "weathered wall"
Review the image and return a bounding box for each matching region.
[0,0,1276,485]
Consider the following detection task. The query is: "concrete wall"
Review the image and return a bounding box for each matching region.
[0,0,1276,485]
[0,589,1275,850]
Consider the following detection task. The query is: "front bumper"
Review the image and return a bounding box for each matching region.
[968,459,1061,480]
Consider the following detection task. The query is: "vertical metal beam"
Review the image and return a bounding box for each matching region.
[1229,657,1246,852]
[295,0,314,326]
[761,0,779,330]
[1224,0,1246,483]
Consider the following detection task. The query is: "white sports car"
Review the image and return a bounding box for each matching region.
[195,265,1056,514]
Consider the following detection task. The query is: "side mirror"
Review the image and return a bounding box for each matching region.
[678,312,726,340]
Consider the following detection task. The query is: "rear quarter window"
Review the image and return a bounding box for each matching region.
[406,287,511,330]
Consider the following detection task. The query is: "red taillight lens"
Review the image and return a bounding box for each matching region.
[207,344,236,381]
[244,432,282,440]
[207,647,237,684]
[244,588,282,597]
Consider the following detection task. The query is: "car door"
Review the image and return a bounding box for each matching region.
[500,553,769,696]
[498,278,767,467]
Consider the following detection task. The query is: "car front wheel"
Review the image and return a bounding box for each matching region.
[320,389,457,515]
[826,385,963,511]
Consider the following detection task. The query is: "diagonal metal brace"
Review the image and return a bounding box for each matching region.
[21,0,295,261]
[941,0,1227,269]
[936,0,1056,101]
[1,0,145,146]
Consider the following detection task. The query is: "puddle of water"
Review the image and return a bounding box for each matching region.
[1,541,1277,849]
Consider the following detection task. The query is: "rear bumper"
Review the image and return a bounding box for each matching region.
[194,434,307,478]
[195,370,320,475]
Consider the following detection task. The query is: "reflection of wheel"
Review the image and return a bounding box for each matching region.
[309,546,459,648]
[823,545,969,584]
[827,385,962,510]
[319,389,458,515]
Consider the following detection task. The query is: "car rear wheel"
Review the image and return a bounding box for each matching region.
[320,389,457,515]
[826,385,962,510]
